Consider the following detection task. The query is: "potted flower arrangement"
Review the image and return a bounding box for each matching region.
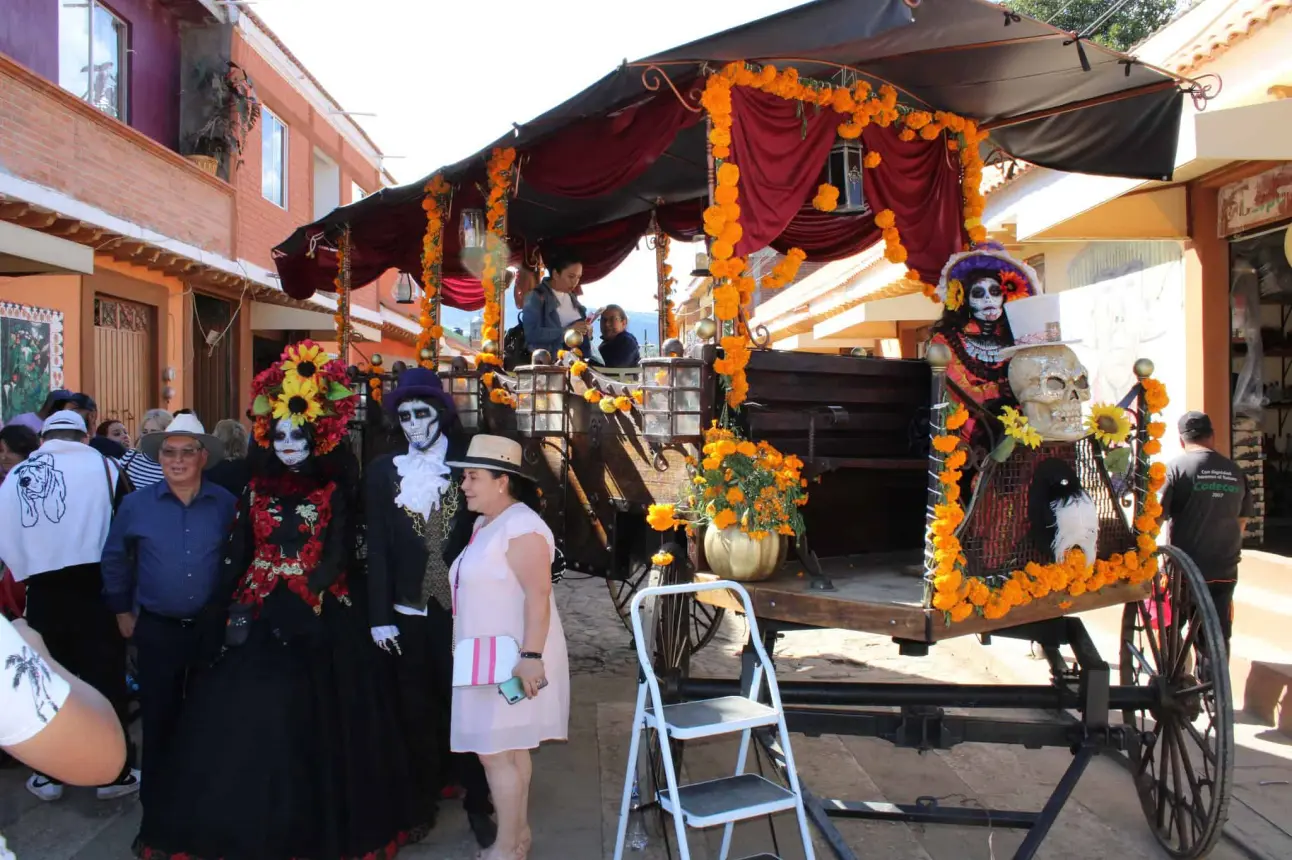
[649,423,809,581]
[187,61,261,177]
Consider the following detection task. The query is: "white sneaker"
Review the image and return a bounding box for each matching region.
[26,774,64,802]
[96,768,140,800]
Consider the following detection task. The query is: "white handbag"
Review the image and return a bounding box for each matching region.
[452,635,520,687]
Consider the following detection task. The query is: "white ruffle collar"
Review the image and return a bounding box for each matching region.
[392,435,451,518]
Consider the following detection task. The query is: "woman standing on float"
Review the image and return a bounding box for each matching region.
[136,341,415,860]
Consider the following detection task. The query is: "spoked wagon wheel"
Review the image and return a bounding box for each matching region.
[1119,545,1233,859]
[607,549,725,653]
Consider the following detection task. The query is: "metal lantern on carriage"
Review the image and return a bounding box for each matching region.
[436,354,481,431]
[459,209,487,250]
[514,357,568,437]
[639,355,704,443]
[822,139,869,215]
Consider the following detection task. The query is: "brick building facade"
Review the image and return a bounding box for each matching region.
[0,0,429,435]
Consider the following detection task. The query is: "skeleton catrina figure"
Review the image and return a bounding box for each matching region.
[930,244,1042,448]
[136,341,415,860]
[362,367,496,848]
[931,244,1041,410]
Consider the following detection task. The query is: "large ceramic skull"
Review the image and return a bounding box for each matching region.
[1007,345,1091,441]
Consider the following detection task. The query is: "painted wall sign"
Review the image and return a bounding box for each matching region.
[1218,163,1292,237]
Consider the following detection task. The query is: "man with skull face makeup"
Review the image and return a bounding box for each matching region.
[136,342,414,860]
[363,367,495,848]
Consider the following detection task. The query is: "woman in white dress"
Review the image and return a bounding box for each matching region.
[447,435,569,860]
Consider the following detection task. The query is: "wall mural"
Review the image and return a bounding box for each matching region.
[0,302,65,423]
[1058,241,1185,461]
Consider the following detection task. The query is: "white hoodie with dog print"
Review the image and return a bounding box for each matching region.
[0,440,120,582]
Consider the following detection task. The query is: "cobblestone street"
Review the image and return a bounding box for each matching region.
[3,574,1287,859]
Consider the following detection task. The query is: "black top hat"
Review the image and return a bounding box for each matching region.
[386,367,457,418]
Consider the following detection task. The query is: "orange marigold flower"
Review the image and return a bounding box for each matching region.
[932,435,959,454]
[647,503,678,532]
[863,151,882,169]
[712,509,738,530]
[945,404,969,431]
[726,487,745,505]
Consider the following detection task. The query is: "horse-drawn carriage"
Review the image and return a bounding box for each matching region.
[275,1,1229,856]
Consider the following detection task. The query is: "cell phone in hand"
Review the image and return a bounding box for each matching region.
[498,675,548,704]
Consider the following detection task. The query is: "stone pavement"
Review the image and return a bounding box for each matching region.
[2,574,1284,858]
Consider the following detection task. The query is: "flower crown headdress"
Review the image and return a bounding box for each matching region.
[250,340,357,456]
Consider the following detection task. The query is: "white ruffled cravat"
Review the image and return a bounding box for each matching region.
[392,434,451,519]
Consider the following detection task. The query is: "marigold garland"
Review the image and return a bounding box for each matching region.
[478,147,516,369]
[656,229,679,341]
[761,247,807,291]
[927,380,1171,625]
[418,174,452,367]
[332,227,351,351]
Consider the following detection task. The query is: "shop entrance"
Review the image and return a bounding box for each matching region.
[1229,221,1292,553]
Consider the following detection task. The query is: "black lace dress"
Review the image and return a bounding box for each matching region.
[137,469,415,860]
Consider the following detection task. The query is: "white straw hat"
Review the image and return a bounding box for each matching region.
[445,434,533,480]
[139,413,225,467]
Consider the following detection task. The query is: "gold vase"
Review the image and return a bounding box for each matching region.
[703,526,788,582]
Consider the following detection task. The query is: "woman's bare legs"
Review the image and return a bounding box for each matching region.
[514,750,533,856]
[478,750,531,859]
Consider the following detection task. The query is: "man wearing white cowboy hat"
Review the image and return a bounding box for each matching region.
[101,412,236,818]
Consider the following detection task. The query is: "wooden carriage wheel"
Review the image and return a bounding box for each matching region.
[606,545,724,655]
[1119,546,1234,859]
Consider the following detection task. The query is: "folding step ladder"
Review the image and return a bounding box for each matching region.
[613,580,815,860]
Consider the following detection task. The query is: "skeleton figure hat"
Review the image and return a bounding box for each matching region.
[935,242,1040,315]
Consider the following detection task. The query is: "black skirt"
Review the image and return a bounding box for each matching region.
[138,588,415,860]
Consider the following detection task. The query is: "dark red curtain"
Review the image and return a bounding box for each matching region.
[524,96,702,199]
[860,123,966,284]
[729,87,848,258]
[724,85,964,281]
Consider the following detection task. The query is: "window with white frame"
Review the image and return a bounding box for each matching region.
[262,109,288,207]
[59,1,128,120]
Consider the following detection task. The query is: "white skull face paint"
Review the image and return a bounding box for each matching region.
[397,398,440,451]
[273,417,310,467]
[968,277,1004,322]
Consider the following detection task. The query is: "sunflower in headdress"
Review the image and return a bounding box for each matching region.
[998,270,1031,303]
[281,342,325,387]
[272,375,324,426]
[250,339,358,454]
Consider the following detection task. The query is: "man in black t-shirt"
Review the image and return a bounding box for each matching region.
[1159,411,1254,650]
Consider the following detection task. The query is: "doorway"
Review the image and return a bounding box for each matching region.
[94,296,156,438]
[191,293,237,426]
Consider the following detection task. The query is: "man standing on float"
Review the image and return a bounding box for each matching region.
[364,367,496,848]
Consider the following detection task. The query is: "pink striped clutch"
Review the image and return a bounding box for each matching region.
[452,635,520,688]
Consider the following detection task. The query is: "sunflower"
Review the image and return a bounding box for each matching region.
[945,278,965,311]
[1000,405,1042,449]
[271,375,323,427]
[1085,404,1131,446]
[281,342,325,385]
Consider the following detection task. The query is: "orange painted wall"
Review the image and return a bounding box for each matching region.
[0,274,82,393]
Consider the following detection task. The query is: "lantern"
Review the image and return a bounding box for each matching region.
[393,272,417,304]
[437,356,480,431]
[822,139,869,215]
[690,252,712,278]
[640,356,705,443]
[459,209,486,250]
[514,358,568,437]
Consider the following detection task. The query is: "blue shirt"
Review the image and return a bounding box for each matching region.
[101,478,237,617]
